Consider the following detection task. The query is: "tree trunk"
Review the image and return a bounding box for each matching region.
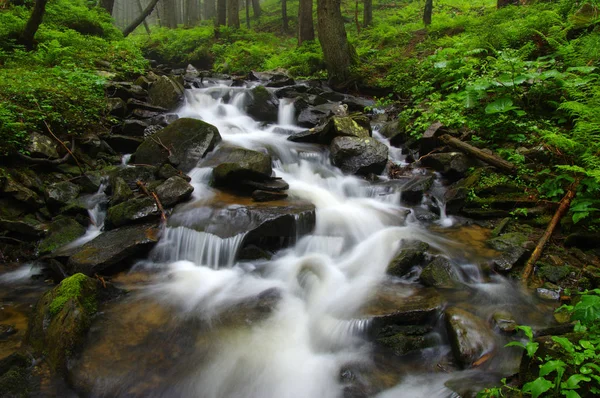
[123,0,161,37]
[205,0,216,20]
[226,0,239,27]
[136,0,152,34]
[185,0,200,26]
[20,0,48,50]
[100,0,115,15]
[363,0,372,27]
[245,0,250,27]
[251,0,261,18]
[423,0,432,25]
[298,0,314,45]
[497,0,519,8]
[216,0,226,26]
[282,0,288,32]
[317,0,354,86]
[162,0,178,27]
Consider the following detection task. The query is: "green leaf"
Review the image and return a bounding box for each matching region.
[505,341,526,350]
[562,374,590,390]
[485,98,519,114]
[526,342,540,358]
[552,336,575,354]
[562,390,581,398]
[539,360,566,377]
[522,377,554,398]
[516,325,534,341]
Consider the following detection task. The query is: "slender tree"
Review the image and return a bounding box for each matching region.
[298,0,314,45]
[161,0,178,27]
[282,0,288,32]
[251,0,261,18]
[136,0,152,34]
[363,0,372,27]
[205,0,216,20]
[100,0,115,15]
[317,0,355,86]
[216,0,226,26]
[123,0,161,36]
[226,0,239,27]
[19,0,48,50]
[245,0,250,27]
[423,0,432,25]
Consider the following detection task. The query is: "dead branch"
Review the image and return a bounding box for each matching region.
[151,136,172,157]
[17,138,73,165]
[521,184,578,284]
[136,180,167,224]
[439,134,518,174]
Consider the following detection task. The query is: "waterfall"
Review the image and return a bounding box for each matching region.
[277,98,295,126]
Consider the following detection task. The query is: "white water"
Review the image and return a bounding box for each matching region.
[62,179,108,249]
[134,83,475,397]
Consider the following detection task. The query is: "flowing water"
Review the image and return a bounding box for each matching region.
[0,81,558,397]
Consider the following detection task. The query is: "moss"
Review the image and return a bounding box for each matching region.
[38,217,86,255]
[0,367,29,397]
[49,273,96,317]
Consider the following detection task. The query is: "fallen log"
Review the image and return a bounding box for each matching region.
[521,185,578,284]
[439,134,518,174]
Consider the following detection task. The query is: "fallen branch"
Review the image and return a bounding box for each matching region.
[17,138,73,165]
[439,134,518,174]
[150,136,172,157]
[521,184,578,284]
[136,180,167,225]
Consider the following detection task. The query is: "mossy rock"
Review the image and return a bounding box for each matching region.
[45,181,81,211]
[38,217,86,255]
[206,146,273,187]
[148,75,184,110]
[105,197,158,229]
[133,118,221,171]
[376,333,438,356]
[245,85,279,122]
[445,307,495,368]
[111,177,134,205]
[387,240,430,277]
[25,274,98,374]
[539,265,574,283]
[420,257,461,288]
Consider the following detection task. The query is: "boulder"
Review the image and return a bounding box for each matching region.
[148,75,185,110]
[120,120,150,137]
[126,98,169,113]
[105,82,147,101]
[419,152,471,181]
[275,85,309,98]
[0,352,31,397]
[376,333,439,356]
[105,197,159,229]
[330,136,388,176]
[396,175,434,205]
[38,217,86,255]
[420,257,461,288]
[104,135,143,153]
[111,177,134,205]
[27,132,59,159]
[202,146,272,188]
[0,216,47,238]
[492,310,517,334]
[487,232,531,272]
[107,97,127,118]
[46,181,81,210]
[63,223,160,275]
[133,118,221,171]
[343,95,375,113]
[2,178,44,208]
[158,164,191,181]
[25,273,99,373]
[109,165,157,190]
[245,86,279,123]
[252,190,288,202]
[445,307,495,368]
[294,100,331,128]
[387,240,430,277]
[155,176,194,207]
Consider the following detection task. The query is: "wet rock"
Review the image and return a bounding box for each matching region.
[445,307,495,368]
[330,136,388,176]
[204,146,273,188]
[287,127,322,143]
[158,163,191,181]
[492,310,517,333]
[364,285,443,328]
[38,217,86,255]
[238,244,273,261]
[539,265,573,283]
[131,108,163,120]
[148,75,185,110]
[46,181,81,210]
[111,177,134,205]
[376,333,438,356]
[26,273,99,373]
[487,232,531,272]
[242,178,289,192]
[252,190,288,202]
[155,176,194,207]
[419,152,471,181]
[0,216,47,238]
[105,82,147,101]
[110,165,157,190]
[420,257,461,288]
[126,98,169,113]
[184,64,199,80]
[133,118,221,171]
[0,352,31,397]
[104,135,143,153]
[120,119,150,137]
[107,97,127,117]
[343,95,375,113]
[105,197,159,229]
[565,232,600,250]
[536,288,560,301]
[245,86,279,123]
[134,75,152,89]
[28,132,59,159]
[295,102,331,128]
[396,175,434,205]
[330,116,370,139]
[63,223,160,275]
[275,84,309,98]
[150,113,179,127]
[144,124,164,137]
[2,177,44,208]
[379,120,410,147]
[445,373,502,398]
[387,240,430,277]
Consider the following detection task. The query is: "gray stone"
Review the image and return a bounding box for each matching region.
[106,197,159,229]
[111,177,134,205]
[245,86,279,123]
[492,310,517,333]
[252,190,288,202]
[202,146,273,188]
[38,217,86,255]
[28,132,59,159]
[420,257,461,288]
[445,307,495,368]
[110,165,157,190]
[148,75,185,110]
[387,240,430,277]
[155,176,194,207]
[330,136,388,176]
[487,232,530,272]
[46,181,81,210]
[419,152,471,181]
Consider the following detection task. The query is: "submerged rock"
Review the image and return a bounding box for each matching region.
[252,190,288,202]
[26,273,99,373]
[133,118,221,171]
[330,136,388,176]
[245,86,279,123]
[444,307,495,368]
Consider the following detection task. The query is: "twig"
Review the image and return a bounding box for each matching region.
[94,273,107,289]
[151,136,172,157]
[136,180,167,225]
[521,182,579,284]
[0,236,26,244]
[17,138,73,165]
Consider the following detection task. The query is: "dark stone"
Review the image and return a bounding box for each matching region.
[131,108,163,120]
[419,152,471,181]
[387,240,430,277]
[0,352,31,397]
[330,136,388,176]
[104,135,143,154]
[107,97,127,118]
[295,101,331,128]
[343,95,375,113]
[120,120,150,137]
[148,75,185,110]
[238,244,273,261]
[396,175,434,205]
[126,98,169,113]
[158,164,191,181]
[46,181,81,210]
[445,307,495,368]
[565,232,600,250]
[202,146,273,188]
[492,310,517,333]
[420,257,461,288]
[150,113,179,127]
[133,118,221,171]
[242,178,289,192]
[0,216,47,238]
[245,86,279,123]
[2,178,44,208]
[110,165,157,190]
[105,82,147,101]
[63,223,160,275]
[155,176,194,207]
[252,190,288,202]
[275,85,309,98]
[111,177,134,205]
[105,197,159,229]
[38,217,86,255]
[379,121,409,147]
[487,232,530,272]
[376,333,439,356]
[539,265,572,283]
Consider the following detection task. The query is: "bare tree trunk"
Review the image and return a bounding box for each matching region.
[363,0,372,27]
[100,0,116,15]
[216,0,226,26]
[205,0,216,19]
[20,0,48,50]
[497,0,519,8]
[317,0,354,86]
[123,0,161,36]
[226,0,239,27]
[298,0,314,45]
[282,0,288,32]
[162,0,178,27]
[251,0,261,18]
[185,0,200,25]
[245,0,250,27]
[423,0,432,25]
[137,0,152,34]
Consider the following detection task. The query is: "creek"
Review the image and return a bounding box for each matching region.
[0,79,559,397]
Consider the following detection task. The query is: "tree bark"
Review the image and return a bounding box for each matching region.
[245,0,250,27]
[423,0,432,25]
[251,0,261,18]
[161,0,178,27]
[317,0,355,86]
[205,0,216,20]
[19,0,48,50]
[100,0,115,15]
[136,0,152,34]
[282,0,288,32]
[226,0,239,27]
[123,0,161,37]
[185,0,200,26]
[363,0,372,27]
[497,0,519,8]
[216,0,226,26]
[439,134,518,174]
[298,0,314,45]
